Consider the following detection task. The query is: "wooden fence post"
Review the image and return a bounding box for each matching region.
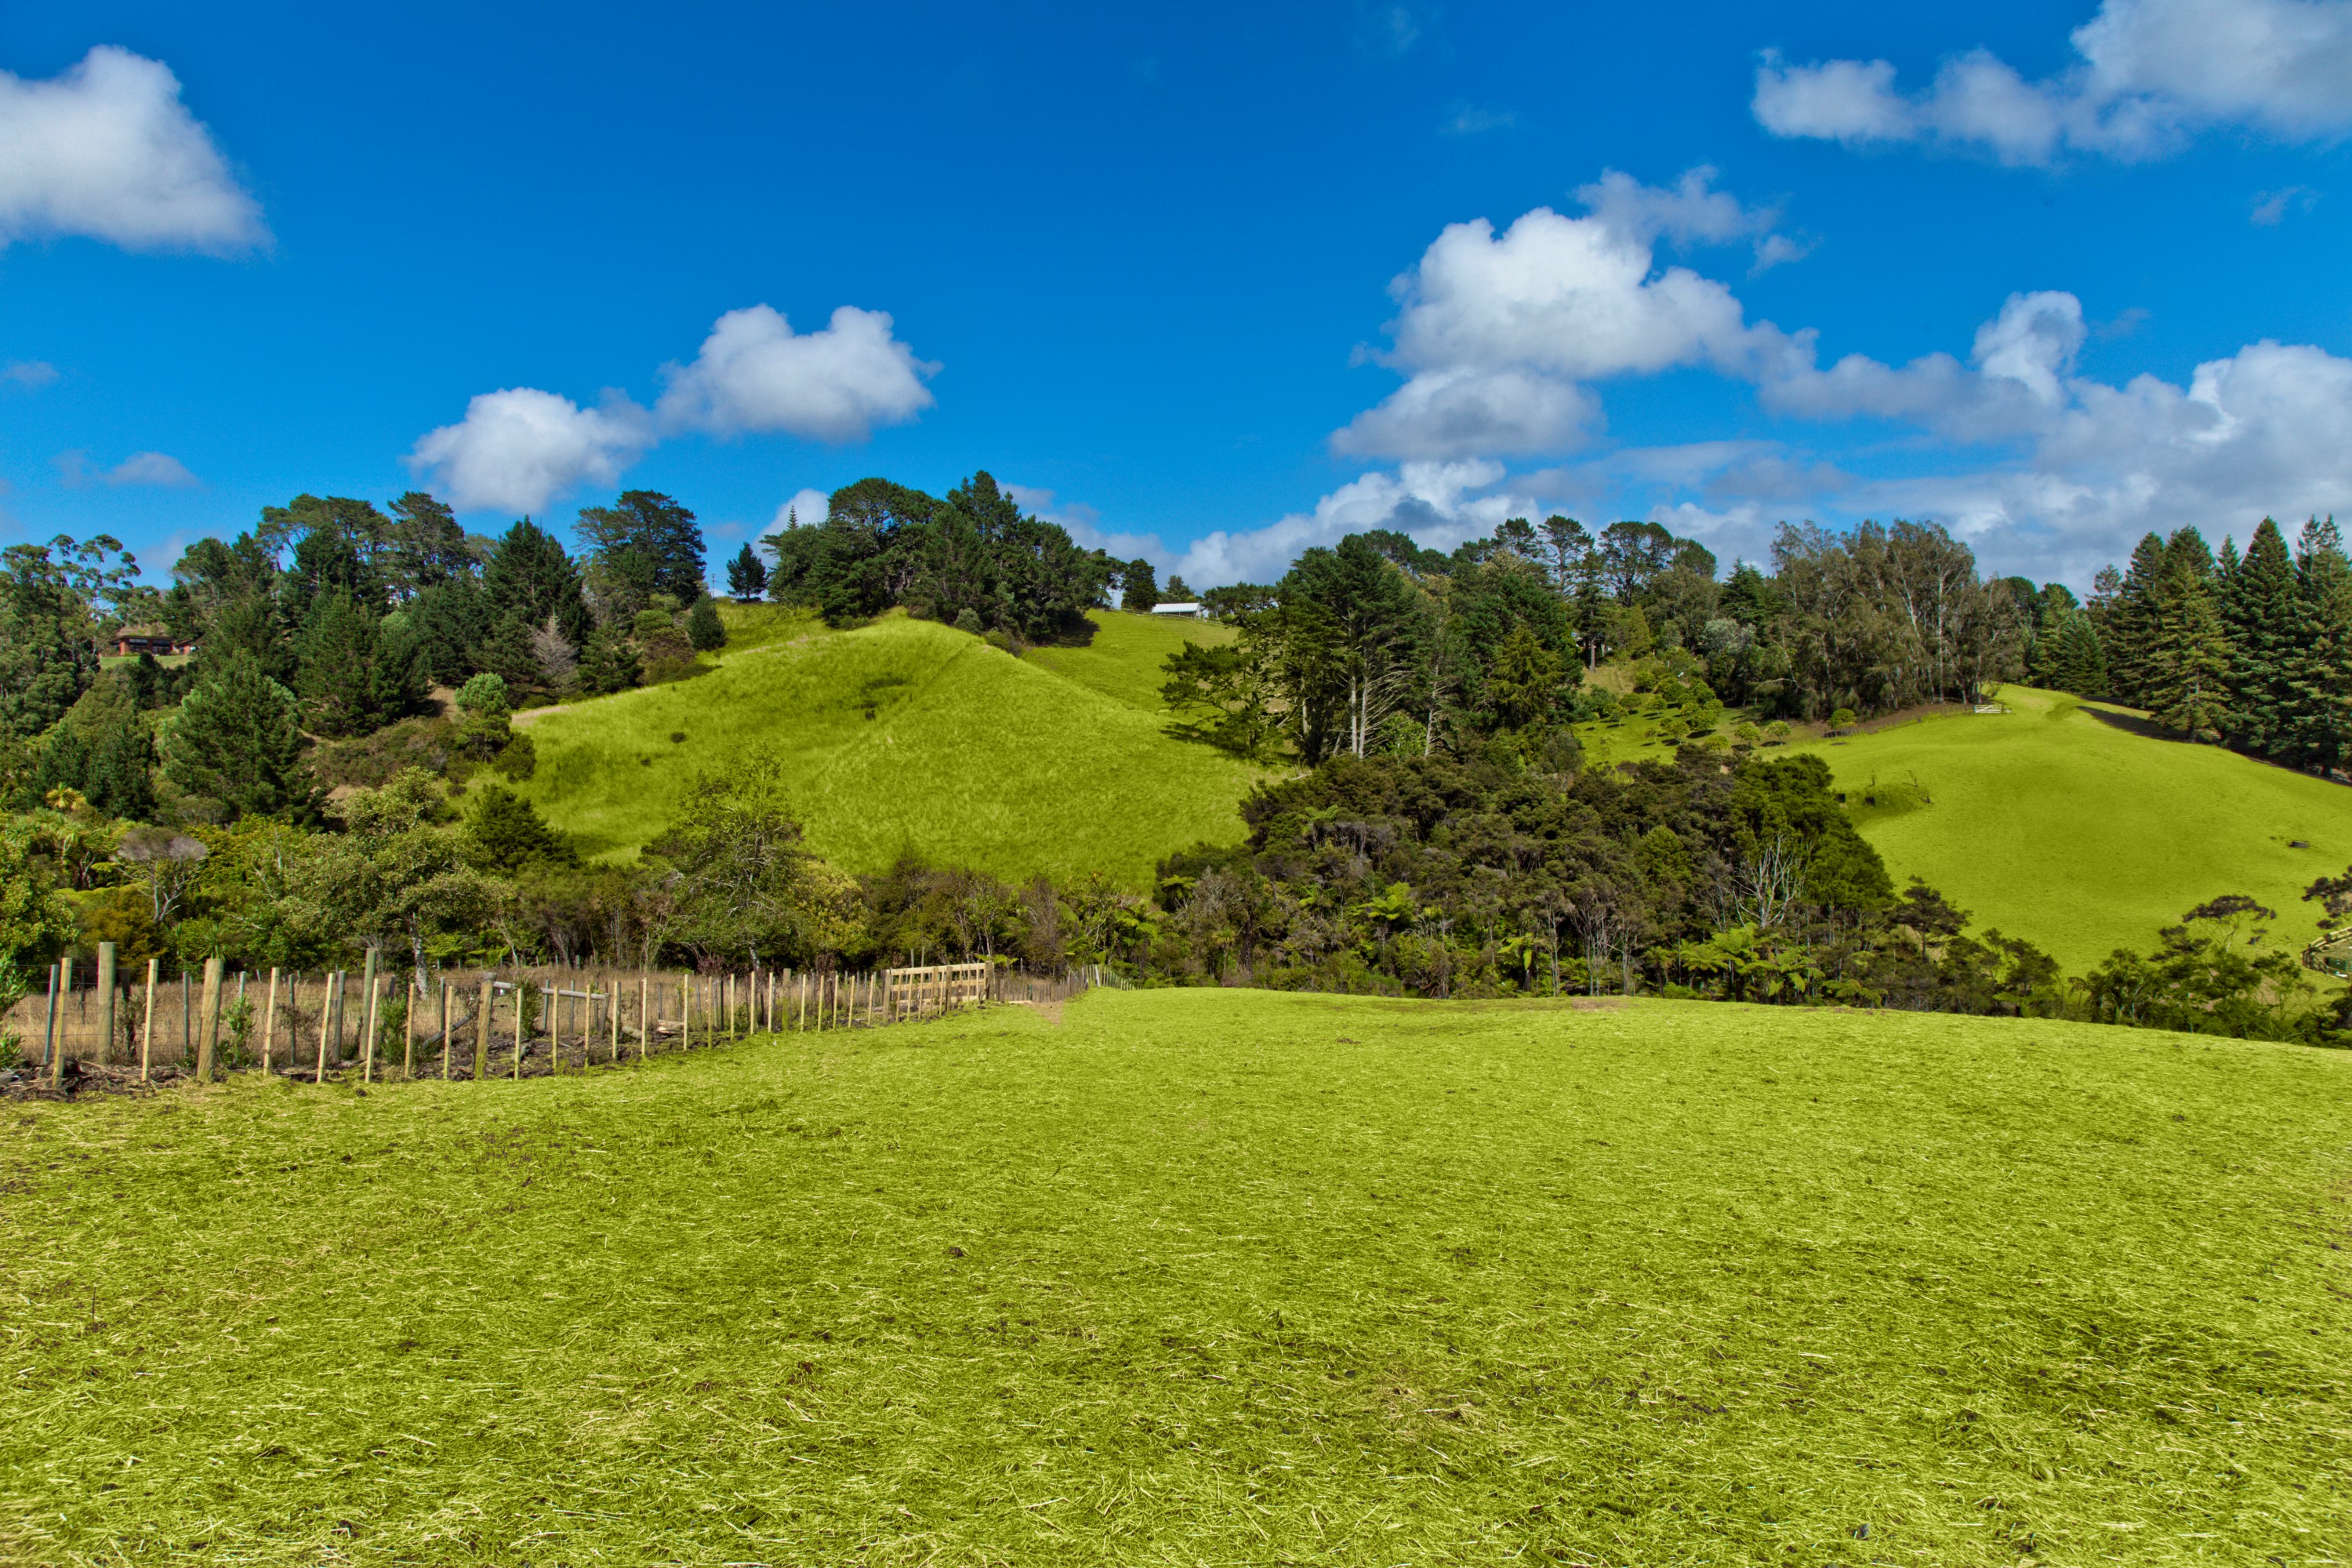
[402,971,416,1079]
[314,972,331,1083]
[42,964,59,1087]
[359,950,381,1084]
[441,980,452,1080]
[96,943,116,1066]
[681,972,693,1049]
[195,956,223,1083]
[261,968,279,1073]
[638,971,649,1059]
[512,978,524,1080]
[609,978,620,1062]
[140,959,158,1083]
[474,973,492,1080]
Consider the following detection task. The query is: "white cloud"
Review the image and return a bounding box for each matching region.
[0,46,264,250]
[771,487,831,532]
[1174,461,1530,586]
[3,359,57,389]
[1442,105,1517,136]
[1335,367,1598,459]
[1335,172,1795,461]
[2251,184,2320,223]
[1755,0,2352,165]
[406,388,653,515]
[54,448,200,488]
[656,305,935,442]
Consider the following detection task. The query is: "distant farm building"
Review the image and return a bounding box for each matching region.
[1150,602,1205,619]
[113,625,196,657]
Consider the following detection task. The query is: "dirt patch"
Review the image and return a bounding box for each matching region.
[0,1059,177,1102]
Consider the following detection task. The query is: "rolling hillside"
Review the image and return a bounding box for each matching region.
[515,609,1268,885]
[1020,607,1236,713]
[7,989,2346,1563]
[1791,684,2352,971]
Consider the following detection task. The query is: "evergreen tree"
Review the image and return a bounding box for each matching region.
[2045,613,2109,699]
[725,543,768,599]
[687,595,727,652]
[405,578,489,684]
[575,491,706,605]
[383,492,474,597]
[481,519,591,646]
[1120,558,1159,612]
[2219,519,2299,757]
[165,654,315,819]
[2141,528,2231,742]
[574,623,644,695]
[2103,532,2167,706]
[0,541,97,741]
[294,592,426,738]
[2286,517,2352,773]
[462,783,576,874]
[34,675,155,818]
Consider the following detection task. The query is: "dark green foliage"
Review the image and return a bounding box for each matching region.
[1161,641,1280,758]
[2100,532,2167,705]
[576,491,706,608]
[2044,612,2109,699]
[295,593,429,739]
[2284,518,2352,772]
[383,492,474,596]
[32,675,155,818]
[2220,519,2299,752]
[762,472,1108,641]
[462,783,576,875]
[575,623,645,695]
[686,596,726,652]
[2080,895,2327,1044]
[725,543,768,600]
[272,495,394,620]
[1120,557,1160,612]
[0,542,98,742]
[164,655,316,821]
[405,579,490,685]
[482,519,592,646]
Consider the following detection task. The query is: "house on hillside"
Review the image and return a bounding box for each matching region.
[1150,601,1205,619]
[112,624,196,657]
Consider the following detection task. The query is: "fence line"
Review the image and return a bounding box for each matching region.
[5,945,1097,1087]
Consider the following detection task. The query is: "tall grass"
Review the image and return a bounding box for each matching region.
[1790,683,2352,970]
[1021,608,1236,714]
[4,989,2344,1563]
[517,612,1269,884]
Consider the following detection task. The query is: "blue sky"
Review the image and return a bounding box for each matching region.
[2,0,2349,590]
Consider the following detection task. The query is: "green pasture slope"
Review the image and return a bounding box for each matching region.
[1021,607,1236,714]
[516,608,1265,885]
[4,990,2345,1564]
[1788,684,2352,972]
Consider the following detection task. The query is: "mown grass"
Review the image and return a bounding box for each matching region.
[1787,684,2352,971]
[4,989,2346,1565]
[515,612,1268,884]
[1021,610,1236,715]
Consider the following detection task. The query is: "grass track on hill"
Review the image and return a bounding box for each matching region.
[1788,684,2352,971]
[517,612,1266,884]
[5,990,2346,1565]
[1020,609,1236,714]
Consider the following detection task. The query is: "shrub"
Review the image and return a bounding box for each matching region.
[953,608,984,635]
[455,673,510,720]
[1829,707,1858,732]
[687,597,726,652]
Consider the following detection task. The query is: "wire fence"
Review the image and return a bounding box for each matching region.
[4,947,1101,1090]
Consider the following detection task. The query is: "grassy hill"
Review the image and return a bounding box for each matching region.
[515,608,1267,885]
[1020,607,1236,713]
[6,989,2345,1564]
[1785,684,2352,971]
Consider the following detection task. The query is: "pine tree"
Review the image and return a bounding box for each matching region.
[481,520,591,646]
[165,654,315,820]
[2102,532,2167,707]
[2142,528,2230,742]
[2219,519,2299,758]
[2046,613,2108,699]
[294,592,426,738]
[725,543,768,600]
[574,624,643,695]
[2287,517,2352,774]
[34,675,155,818]
[687,596,727,652]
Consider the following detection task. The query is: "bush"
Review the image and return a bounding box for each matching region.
[1828,707,1858,732]
[455,673,510,720]
[953,608,984,635]
[687,597,726,652]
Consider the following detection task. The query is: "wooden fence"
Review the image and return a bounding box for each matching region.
[4,945,1098,1089]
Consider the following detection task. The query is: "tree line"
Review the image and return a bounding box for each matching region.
[2013,516,2352,774]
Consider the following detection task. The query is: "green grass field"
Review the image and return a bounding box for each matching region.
[1786,684,2352,971]
[515,611,1268,885]
[1021,609,1236,714]
[4,989,2344,1565]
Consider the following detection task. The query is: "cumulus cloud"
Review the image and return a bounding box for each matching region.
[3,359,57,389]
[55,448,201,488]
[771,487,832,532]
[0,46,264,250]
[1174,461,1531,586]
[656,305,936,442]
[411,304,937,515]
[406,388,654,515]
[1754,0,2352,165]
[1334,170,1796,461]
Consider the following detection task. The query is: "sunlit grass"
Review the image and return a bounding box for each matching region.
[516,612,1268,884]
[5,989,2346,1564]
